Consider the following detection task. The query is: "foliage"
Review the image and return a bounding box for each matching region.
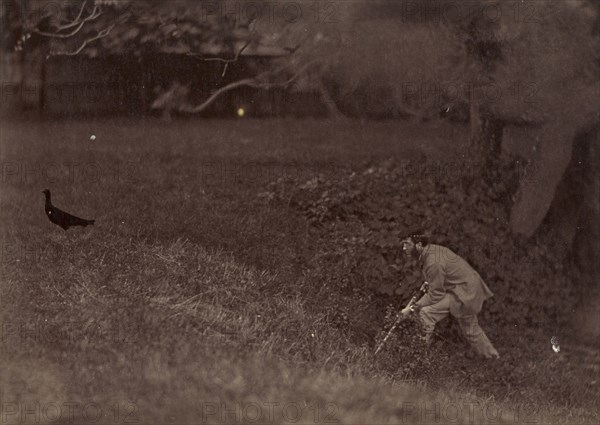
[373,309,452,382]
[260,146,594,406]
[263,153,578,327]
[325,1,600,122]
[9,0,264,57]
[7,1,599,122]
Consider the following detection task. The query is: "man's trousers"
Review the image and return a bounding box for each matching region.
[418,294,500,359]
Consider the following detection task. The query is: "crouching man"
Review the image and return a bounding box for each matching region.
[400,232,500,359]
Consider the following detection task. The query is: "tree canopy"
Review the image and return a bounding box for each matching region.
[4,0,600,236]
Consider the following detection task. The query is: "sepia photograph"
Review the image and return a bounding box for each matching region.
[1,0,599,424]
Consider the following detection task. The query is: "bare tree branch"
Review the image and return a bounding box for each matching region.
[50,22,116,57]
[315,77,342,117]
[283,33,311,54]
[185,17,260,77]
[73,0,90,23]
[186,39,252,64]
[186,39,253,77]
[46,10,132,57]
[267,59,320,87]
[173,59,320,114]
[34,5,101,38]
[178,78,260,113]
[185,27,267,78]
[56,0,91,31]
[220,40,251,77]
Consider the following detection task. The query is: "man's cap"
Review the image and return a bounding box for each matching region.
[402,231,428,244]
[404,230,425,239]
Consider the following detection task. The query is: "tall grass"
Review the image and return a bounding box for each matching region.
[1,117,597,424]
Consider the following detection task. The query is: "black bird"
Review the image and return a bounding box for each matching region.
[42,189,95,231]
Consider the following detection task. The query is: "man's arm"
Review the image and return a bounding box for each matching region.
[414,263,446,310]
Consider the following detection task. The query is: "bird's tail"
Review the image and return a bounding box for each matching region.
[84,219,95,226]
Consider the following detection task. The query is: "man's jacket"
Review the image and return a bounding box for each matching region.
[414,244,493,317]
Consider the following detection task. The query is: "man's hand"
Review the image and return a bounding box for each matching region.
[400,306,412,316]
[401,295,418,316]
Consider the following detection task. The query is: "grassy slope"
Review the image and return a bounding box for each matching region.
[1,117,597,424]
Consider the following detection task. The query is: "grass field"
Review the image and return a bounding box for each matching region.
[1,117,598,424]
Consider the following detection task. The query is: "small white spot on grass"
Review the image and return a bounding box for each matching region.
[551,336,560,353]
[90,134,96,141]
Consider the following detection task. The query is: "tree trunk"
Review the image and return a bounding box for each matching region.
[539,123,600,340]
[0,51,24,114]
[510,123,577,236]
[316,77,343,118]
[21,47,44,110]
[468,97,505,183]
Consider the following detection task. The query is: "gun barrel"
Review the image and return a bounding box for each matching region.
[374,282,429,355]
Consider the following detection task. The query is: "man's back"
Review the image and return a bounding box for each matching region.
[421,244,493,316]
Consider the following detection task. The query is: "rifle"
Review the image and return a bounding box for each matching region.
[374,282,429,355]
